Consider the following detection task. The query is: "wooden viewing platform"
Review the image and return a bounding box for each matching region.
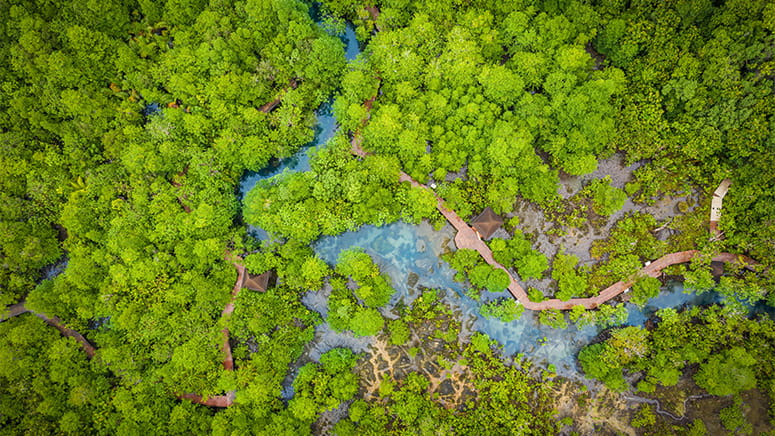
[0,4,388,411]
[0,4,761,412]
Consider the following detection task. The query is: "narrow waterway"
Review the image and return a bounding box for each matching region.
[239,101,336,195]
[309,221,752,379]
[237,14,764,389]
[311,220,600,377]
[238,21,359,240]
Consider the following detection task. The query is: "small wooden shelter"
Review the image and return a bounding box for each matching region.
[242,271,272,292]
[471,207,503,240]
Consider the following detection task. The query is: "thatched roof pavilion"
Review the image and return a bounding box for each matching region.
[471,207,503,240]
[242,271,272,292]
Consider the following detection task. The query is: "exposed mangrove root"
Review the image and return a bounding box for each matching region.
[623,393,712,422]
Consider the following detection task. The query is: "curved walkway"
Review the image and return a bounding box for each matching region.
[1,256,246,408]
[177,254,244,407]
[350,84,758,312]
[178,4,382,406]
[527,251,755,310]
[1,302,96,357]
[1,5,384,411]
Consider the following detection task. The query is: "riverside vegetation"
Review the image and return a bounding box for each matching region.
[2,0,774,434]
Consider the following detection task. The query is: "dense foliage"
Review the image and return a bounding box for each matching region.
[2,0,775,433]
[327,0,627,219]
[580,305,775,418]
[335,331,559,433]
[328,249,395,336]
[481,297,524,322]
[1,0,347,432]
[489,232,548,280]
[598,0,775,266]
[244,138,441,243]
[445,248,511,297]
[0,315,216,433]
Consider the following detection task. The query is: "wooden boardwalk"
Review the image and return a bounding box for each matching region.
[178,254,244,407]
[345,11,757,309]
[0,257,247,408]
[0,4,759,411]
[1,302,97,357]
[352,113,758,311]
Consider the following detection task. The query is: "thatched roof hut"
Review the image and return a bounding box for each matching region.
[242,271,272,292]
[471,207,503,240]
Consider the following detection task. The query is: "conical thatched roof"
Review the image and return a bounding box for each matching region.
[471,207,503,240]
[243,271,271,292]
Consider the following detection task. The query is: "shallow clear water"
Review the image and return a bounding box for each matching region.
[238,14,765,383]
[239,102,336,198]
[238,101,336,241]
[312,221,602,378]
[309,221,774,379]
[343,24,360,61]
[236,96,741,379]
[623,283,722,326]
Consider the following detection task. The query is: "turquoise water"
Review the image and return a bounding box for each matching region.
[622,280,773,326]
[238,21,357,197]
[310,221,773,379]
[239,102,336,198]
[342,24,360,61]
[239,15,765,382]
[623,284,722,326]
[312,221,601,378]
[239,101,335,241]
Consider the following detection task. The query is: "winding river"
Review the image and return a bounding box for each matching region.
[238,17,767,385]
